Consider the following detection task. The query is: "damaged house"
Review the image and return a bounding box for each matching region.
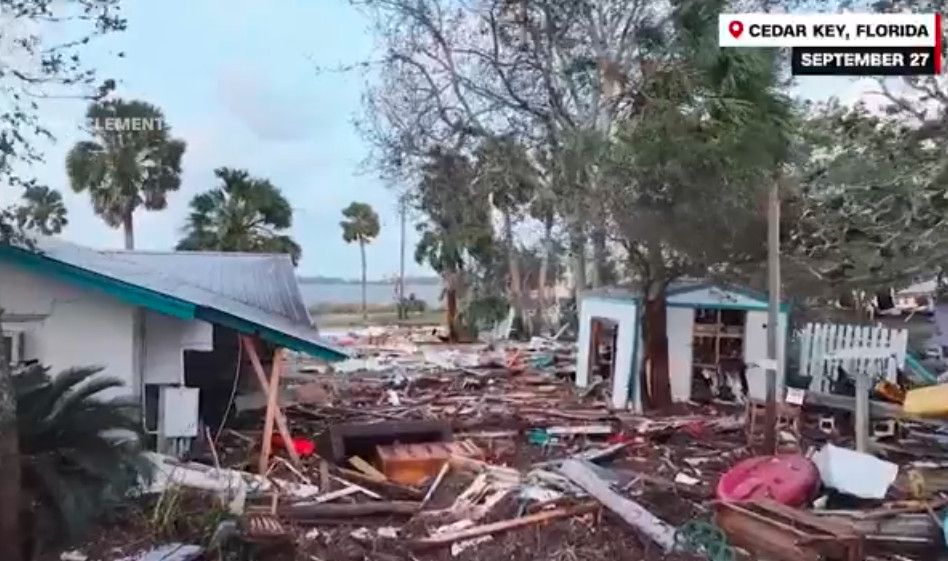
[0,237,348,454]
[575,281,789,411]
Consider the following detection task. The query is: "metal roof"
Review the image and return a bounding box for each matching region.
[0,238,349,361]
[100,250,312,325]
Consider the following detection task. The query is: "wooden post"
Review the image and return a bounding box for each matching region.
[764,177,781,454]
[855,371,870,453]
[259,347,284,474]
[241,337,301,470]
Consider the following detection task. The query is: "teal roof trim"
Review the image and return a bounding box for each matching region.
[0,244,348,362]
[198,308,347,362]
[0,244,196,320]
[667,301,791,312]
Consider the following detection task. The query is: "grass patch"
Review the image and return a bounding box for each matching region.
[315,309,444,328]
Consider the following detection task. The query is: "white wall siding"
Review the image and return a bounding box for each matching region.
[743,310,788,401]
[0,262,136,400]
[576,296,639,410]
[666,307,695,402]
[142,312,213,386]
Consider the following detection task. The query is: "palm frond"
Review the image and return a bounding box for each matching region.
[17,365,151,545]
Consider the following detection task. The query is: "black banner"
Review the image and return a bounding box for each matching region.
[791,46,937,76]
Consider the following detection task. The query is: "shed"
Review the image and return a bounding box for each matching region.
[575,281,789,411]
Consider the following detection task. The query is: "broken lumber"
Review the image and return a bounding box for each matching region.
[349,455,387,481]
[333,467,424,500]
[279,501,421,519]
[412,502,599,549]
[560,459,677,552]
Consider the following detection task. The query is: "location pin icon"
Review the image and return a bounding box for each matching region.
[729,20,744,38]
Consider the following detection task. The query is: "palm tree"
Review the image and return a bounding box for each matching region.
[177,167,302,263]
[14,365,150,554]
[66,99,186,249]
[340,202,381,323]
[16,185,68,235]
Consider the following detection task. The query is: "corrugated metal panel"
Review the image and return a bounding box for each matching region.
[20,238,348,360]
[101,250,312,325]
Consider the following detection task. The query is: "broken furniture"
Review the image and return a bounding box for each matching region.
[317,419,452,464]
[376,440,483,486]
[714,500,864,561]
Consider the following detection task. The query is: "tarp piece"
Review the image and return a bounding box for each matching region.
[812,444,898,499]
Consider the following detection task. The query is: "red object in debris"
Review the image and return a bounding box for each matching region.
[716,454,820,507]
[682,421,705,438]
[272,434,316,457]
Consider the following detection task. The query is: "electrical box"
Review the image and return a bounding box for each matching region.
[158,386,200,438]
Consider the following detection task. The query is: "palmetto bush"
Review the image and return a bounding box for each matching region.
[14,365,153,543]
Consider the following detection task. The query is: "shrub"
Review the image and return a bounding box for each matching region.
[15,365,153,546]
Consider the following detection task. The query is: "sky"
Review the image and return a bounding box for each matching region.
[12,2,878,281]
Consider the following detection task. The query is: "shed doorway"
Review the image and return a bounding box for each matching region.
[691,308,748,402]
[586,317,619,382]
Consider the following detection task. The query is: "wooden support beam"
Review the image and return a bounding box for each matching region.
[279,501,421,519]
[561,459,677,552]
[259,347,283,474]
[242,337,300,471]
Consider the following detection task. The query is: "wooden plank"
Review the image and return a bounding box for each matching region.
[349,455,388,481]
[308,485,361,504]
[280,501,421,518]
[333,467,424,500]
[560,459,677,552]
[259,347,285,474]
[319,460,331,493]
[799,323,813,381]
[412,503,599,549]
[243,337,300,467]
[813,323,828,391]
[855,369,870,453]
[420,462,450,508]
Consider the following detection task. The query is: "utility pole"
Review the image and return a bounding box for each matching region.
[398,195,407,320]
[763,178,781,454]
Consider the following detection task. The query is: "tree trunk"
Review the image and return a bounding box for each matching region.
[569,230,587,302]
[504,211,528,338]
[444,272,459,343]
[534,217,554,335]
[0,309,22,561]
[122,212,135,250]
[643,284,672,410]
[398,199,407,320]
[360,240,368,325]
[590,227,609,288]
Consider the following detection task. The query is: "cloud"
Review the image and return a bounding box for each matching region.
[215,66,323,142]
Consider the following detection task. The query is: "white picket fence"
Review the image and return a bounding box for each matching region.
[797,322,908,392]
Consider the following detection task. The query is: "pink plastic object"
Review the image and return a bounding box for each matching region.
[716,454,820,507]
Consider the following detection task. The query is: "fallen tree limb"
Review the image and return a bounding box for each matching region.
[560,459,677,553]
[279,500,421,519]
[412,502,599,549]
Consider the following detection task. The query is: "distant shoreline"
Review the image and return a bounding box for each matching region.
[298,276,441,286]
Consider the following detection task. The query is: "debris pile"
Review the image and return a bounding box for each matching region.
[68,341,948,561]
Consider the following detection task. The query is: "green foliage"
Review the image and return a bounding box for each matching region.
[340,202,381,244]
[66,99,186,232]
[785,101,948,294]
[412,148,494,275]
[473,136,538,214]
[177,168,302,264]
[16,186,68,235]
[14,365,151,544]
[605,0,794,283]
[0,0,124,191]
